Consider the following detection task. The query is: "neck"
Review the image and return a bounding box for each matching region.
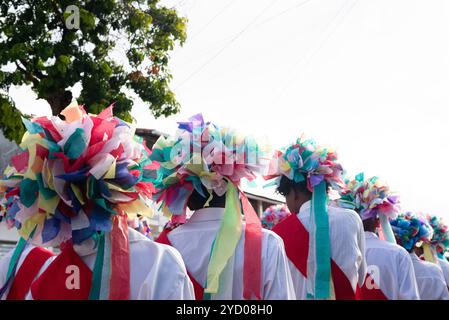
[414,246,424,257]
[296,194,312,213]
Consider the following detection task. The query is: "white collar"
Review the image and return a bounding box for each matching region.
[298,200,311,215]
[364,231,379,239]
[187,207,225,223]
[410,252,421,261]
[73,227,143,257]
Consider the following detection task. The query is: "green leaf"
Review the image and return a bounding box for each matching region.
[0,95,25,144]
[80,9,96,30]
[0,0,187,118]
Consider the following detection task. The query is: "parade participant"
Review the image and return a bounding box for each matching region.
[265,136,366,300]
[151,114,295,300]
[427,215,449,290]
[339,173,419,299]
[128,214,152,239]
[391,213,449,299]
[0,103,194,300]
[261,204,291,230]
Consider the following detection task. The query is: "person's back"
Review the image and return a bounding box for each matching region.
[288,202,365,299]
[410,252,449,300]
[0,228,194,300]
[438,257,449,290]
[166,207,295,299]
[364,232,419,299]
[266,137,366,300]
[426,214,449,292]
[151,113,295,300]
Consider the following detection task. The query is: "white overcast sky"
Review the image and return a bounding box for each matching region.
[9,0,449,220]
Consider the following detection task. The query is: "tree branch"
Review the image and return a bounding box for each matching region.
[15,61,39,87]
[19,59,47,79]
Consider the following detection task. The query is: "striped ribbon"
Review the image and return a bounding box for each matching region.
[88,213,130,300]
[88,232,105,300]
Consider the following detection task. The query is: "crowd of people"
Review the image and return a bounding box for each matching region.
[0,102,448,300]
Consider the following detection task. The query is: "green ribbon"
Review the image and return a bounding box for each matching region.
[88,232,105,300]
[312,181,331,299]
[204,182,242,295]
[99,232,112,300]
[6,237,27,280]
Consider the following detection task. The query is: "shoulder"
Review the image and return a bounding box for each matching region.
[128,228,187,273]
[439,258,449,269]
[261,228,284,246]
[370,240,411,260]
[328,204,362,224]
[415,259,445,279]
[260,228,287,257]
[327,205,364,232]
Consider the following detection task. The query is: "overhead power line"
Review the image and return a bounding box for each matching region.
[175,0,280,89]
[271,0,360,104]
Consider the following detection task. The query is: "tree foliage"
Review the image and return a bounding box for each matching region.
[0,0,187,139]
[0,94,25,144]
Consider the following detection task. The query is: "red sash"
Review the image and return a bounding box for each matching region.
[6,247,55,300]
[272,214,356,300]
[156,229,205,300]
[30,242,93,300]
[355,274,388,300]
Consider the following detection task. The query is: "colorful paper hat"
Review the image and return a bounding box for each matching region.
[264,135,345,193]
[150,113,268,218]
[261,204,291,230]
[427,215,449,258]
[150,113,268,299]
[338,173,400,243]
[338,173,400,220]
[264,135,344,299]
[0,103,158,299]
[390,212,433,251]
[0,103,157,246]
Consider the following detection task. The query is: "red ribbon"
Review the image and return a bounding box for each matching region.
[109,213,131,300]
[239,190,262,300]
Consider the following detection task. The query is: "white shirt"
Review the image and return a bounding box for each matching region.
[438,258,449,289]
[410,252,449,300]
[364,232,420,299]
[167,207,296,300]
[289,201,366,299]
[0,228,195,300]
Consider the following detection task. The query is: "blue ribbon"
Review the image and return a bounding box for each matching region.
[312,181,331,299]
